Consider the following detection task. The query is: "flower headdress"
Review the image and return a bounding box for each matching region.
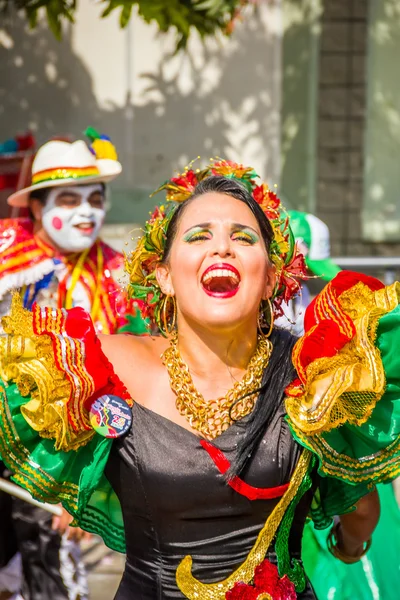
[125,159,307,334]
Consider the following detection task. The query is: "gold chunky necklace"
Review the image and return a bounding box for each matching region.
[162,334,273,439]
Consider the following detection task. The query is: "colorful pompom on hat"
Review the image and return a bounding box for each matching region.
[8,127,122,208]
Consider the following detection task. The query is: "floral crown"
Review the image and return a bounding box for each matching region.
[125,159,307,334]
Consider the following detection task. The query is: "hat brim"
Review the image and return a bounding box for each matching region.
[306,258,341,281]
[7,160,122,207]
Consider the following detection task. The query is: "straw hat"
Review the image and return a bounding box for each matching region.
[8,139,122,207]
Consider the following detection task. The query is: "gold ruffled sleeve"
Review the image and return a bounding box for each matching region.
[285,272,400,486]
[0,294,95,451]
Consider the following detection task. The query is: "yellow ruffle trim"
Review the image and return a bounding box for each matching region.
[0,294,95,452]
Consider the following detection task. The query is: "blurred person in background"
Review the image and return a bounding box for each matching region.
[281,210,400,600]
[275,210,340,334]
[0,129,142,600]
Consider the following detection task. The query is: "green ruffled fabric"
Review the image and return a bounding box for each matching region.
[302,483,400,599]
[1,304,400,552]
[0,381,126,553]
[289,304,400,527]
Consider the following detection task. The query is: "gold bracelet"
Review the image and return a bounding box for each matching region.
[327,522,372,564]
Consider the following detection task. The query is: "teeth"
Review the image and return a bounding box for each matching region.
[202,268,239,283]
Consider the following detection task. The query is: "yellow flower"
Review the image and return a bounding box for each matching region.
[272,226,290,255]
[212,160,255,179]
[127,254,146,286]
[147,218,166,253]
[126,238,147,285]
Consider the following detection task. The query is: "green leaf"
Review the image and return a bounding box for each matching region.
[26,7,39,28]
[46,3,62,39]
[167,6,190,36]
[120,3,133,28]
[101,0,123,19]
[194,0,228,16]
[12,0,249,52]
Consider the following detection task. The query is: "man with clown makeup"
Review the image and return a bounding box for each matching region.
[0,131,138,600]
[0,131,130,332]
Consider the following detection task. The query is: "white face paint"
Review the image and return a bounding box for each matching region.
[41,184,106,252]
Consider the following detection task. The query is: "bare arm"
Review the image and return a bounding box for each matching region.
[334,489,380,560]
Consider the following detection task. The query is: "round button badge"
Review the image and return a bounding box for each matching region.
[89,394,132,438]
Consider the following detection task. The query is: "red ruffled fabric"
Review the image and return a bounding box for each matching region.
[286,271,385,394]
[32,304,132,436]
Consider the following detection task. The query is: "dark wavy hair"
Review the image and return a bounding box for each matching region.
[163,175,297,478]
[163,176,274,261]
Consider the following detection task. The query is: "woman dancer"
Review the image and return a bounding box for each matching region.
[0,161,399,599]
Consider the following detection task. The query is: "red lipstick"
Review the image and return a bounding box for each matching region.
[201,263,241,298]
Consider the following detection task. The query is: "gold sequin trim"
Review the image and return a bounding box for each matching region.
[176,450,311,599]
[290,422,400,483]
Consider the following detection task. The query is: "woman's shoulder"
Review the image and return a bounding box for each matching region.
[98,332,169,398]
[99,332,169,365]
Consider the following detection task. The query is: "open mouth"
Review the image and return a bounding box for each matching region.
[74,222,95,235]
[201,263,240,298]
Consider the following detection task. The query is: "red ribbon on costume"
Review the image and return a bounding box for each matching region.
[200,440,289,501]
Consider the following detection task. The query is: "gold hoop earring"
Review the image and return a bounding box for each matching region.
[161,295,177,337]
[258,298,274,338]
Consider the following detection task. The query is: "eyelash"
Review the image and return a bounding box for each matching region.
[185,231,257,244]
[232,233,256,244]
[186,232,211,243]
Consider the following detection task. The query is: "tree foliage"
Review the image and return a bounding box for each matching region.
[1,0,251,49]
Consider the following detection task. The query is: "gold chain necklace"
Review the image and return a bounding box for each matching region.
[162,334,273,439]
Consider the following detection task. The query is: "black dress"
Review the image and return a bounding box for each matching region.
[106,401,317,599]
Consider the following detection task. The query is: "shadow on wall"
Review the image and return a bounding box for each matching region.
[363,0,400,244]
[0,18,102,142]
[0,10,281,222]
[280,0,321,212]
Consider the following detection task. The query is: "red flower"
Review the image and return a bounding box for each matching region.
[170,170,198,192]
[278,251,307,304]
[158,169,200,202]
[277,576,297,600]
[226,582,259,600]
[149,206,166,222]
[254,560,279,591]
[253,185,281,220]
[225,560,296,600]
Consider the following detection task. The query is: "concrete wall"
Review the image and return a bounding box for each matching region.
[315,0,369,256]
[280,0,322,213]
[0,1,283,227]
[363,0,400,243]
[315,0,400,259]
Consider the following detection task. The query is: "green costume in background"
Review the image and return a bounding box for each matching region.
[303,483,400,599]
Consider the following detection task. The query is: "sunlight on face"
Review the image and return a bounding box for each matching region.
[159,192,276,333]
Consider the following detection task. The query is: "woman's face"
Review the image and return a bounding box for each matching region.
[157,192,276,333]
